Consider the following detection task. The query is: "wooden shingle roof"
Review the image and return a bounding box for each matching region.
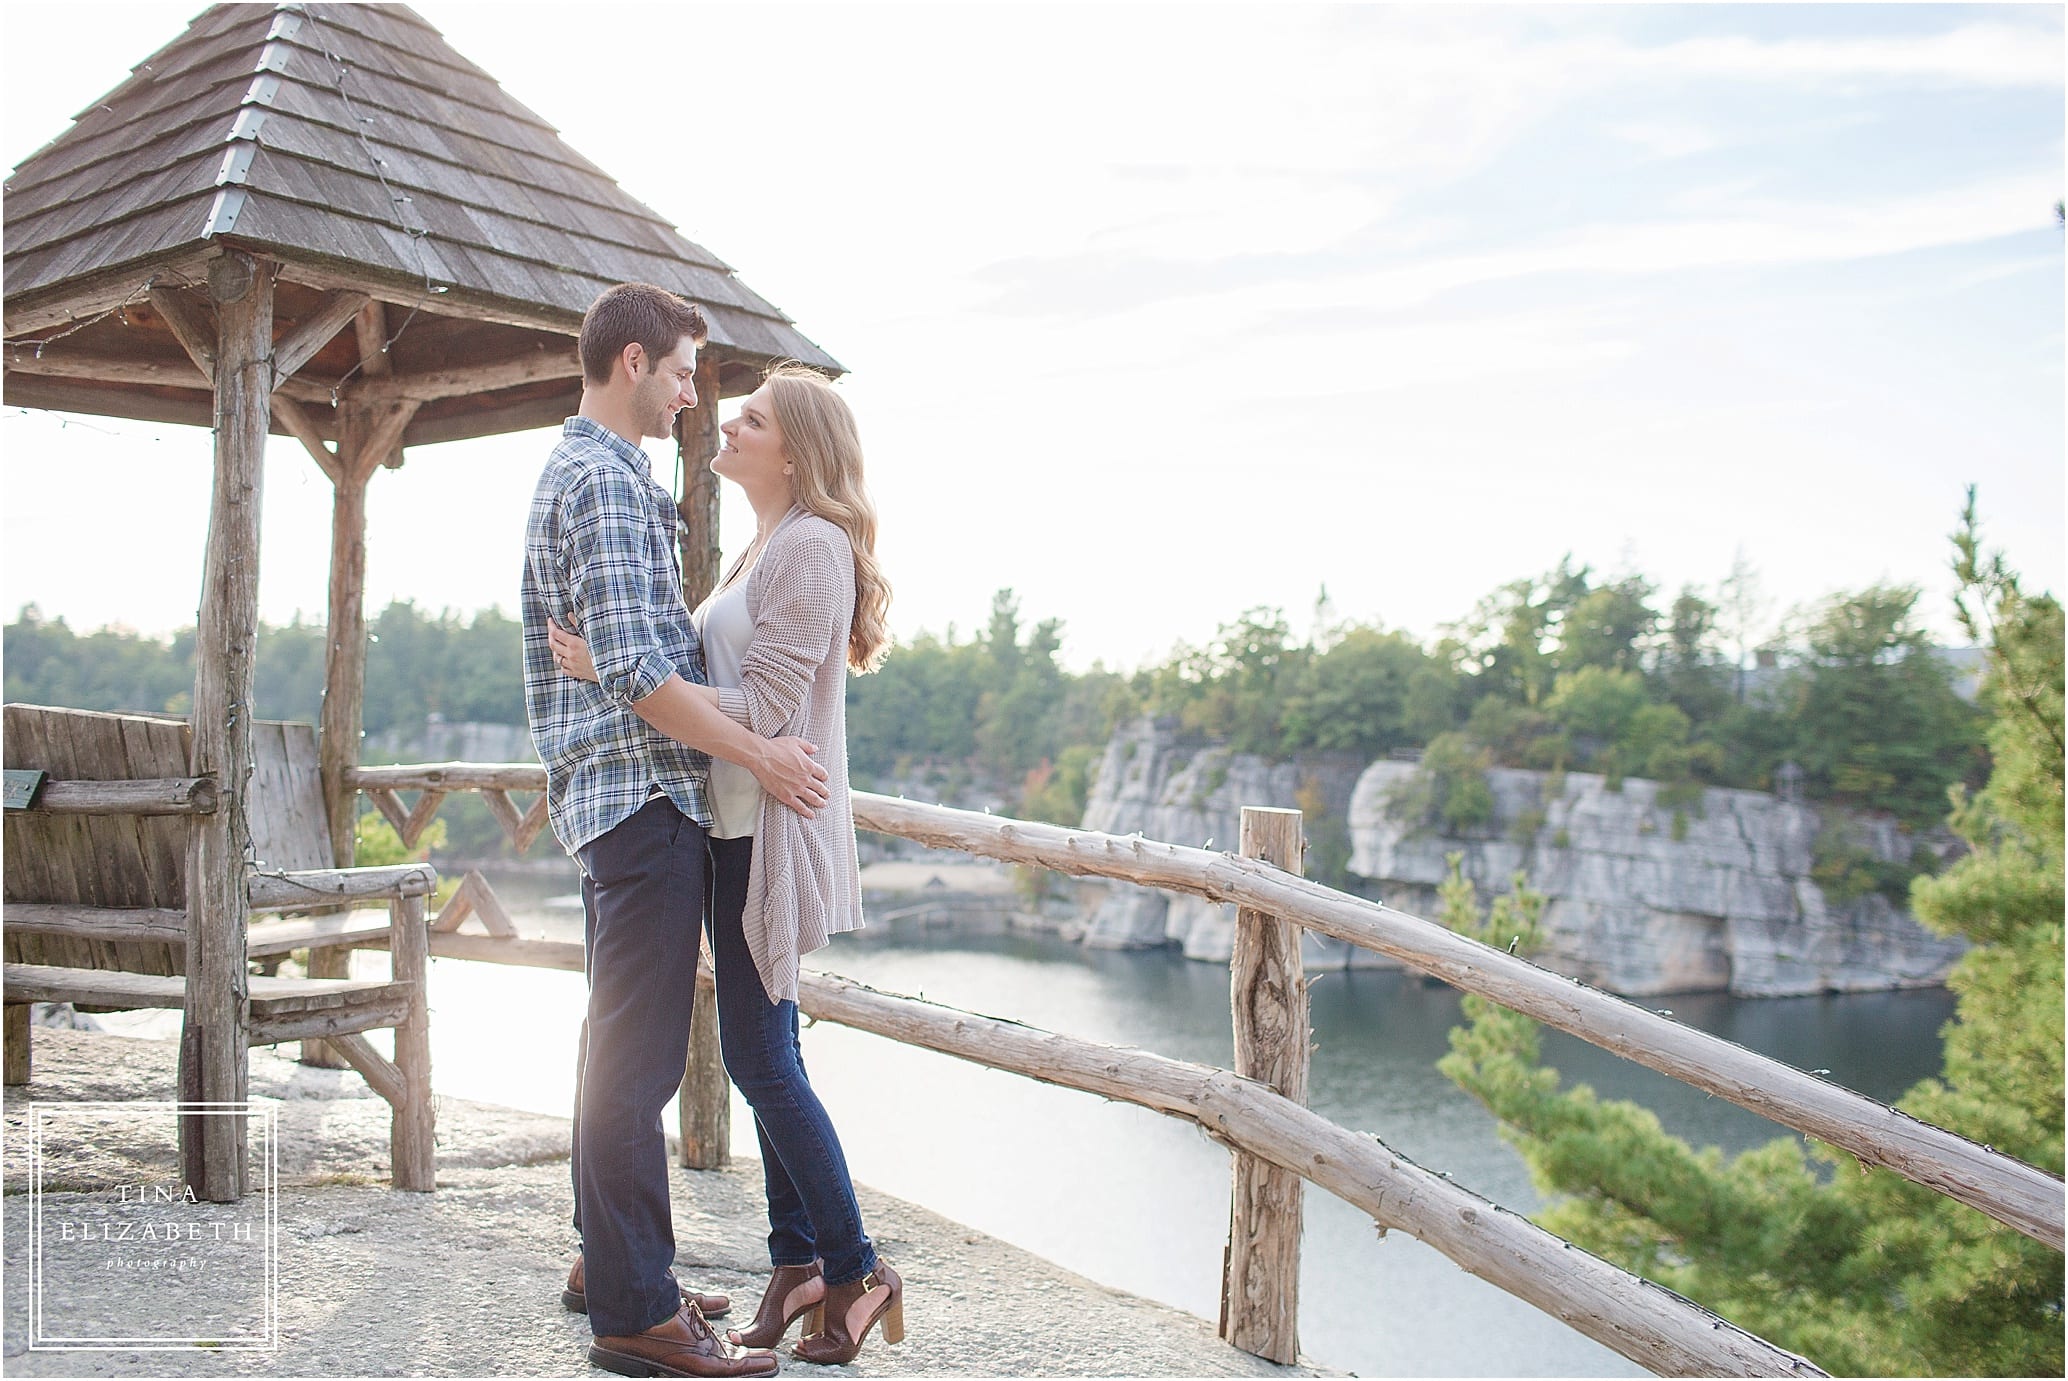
[3,1,838,441]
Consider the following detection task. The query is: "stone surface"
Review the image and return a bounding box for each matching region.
[1075,718,1965,997]
[2,1029,1328,1378]
[1079,719,1374,970]
[1348,762,1965,997]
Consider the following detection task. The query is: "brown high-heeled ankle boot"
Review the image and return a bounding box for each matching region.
[792,1259,903,1366]
[728,1261,826,1350]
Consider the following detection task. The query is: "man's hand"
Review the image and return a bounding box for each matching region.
[751,736,830,817]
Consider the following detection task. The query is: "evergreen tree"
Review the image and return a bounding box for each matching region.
[1653,585,1733,727]
[1438,504,2064,1377]
[1776,584,1987,824]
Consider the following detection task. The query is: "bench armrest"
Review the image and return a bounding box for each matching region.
[249,864,438,914]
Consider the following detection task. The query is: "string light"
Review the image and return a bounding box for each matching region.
[4,272,179,362]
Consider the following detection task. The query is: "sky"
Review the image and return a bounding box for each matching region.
[2,2,2061,672]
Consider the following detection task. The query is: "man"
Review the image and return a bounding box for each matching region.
[522,282,823,1379]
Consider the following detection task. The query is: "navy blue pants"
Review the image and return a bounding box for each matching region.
[569,797,706,1338]
[706,834,877,1286]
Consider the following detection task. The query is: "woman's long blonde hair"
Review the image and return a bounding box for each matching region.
[764,363,892,672]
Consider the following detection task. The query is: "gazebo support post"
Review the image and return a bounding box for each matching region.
[307,391,417,1068]
[676,351,724,589]
[180,250,272,1202]
[677,350,730,1170]
[304,410,376,1067]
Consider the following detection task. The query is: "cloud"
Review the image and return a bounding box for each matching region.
[1606,121,1723,161]
[1648,23,2064,89]
[1344,14,2065,93]
[972,168,2058,327]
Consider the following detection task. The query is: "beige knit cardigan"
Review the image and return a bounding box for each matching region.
[712,506,864,1004]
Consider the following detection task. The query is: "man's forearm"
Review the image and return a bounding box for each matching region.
[630,674,770,772]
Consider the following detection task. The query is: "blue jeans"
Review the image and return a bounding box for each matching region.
[569,797,706,1337]
[706,834,878,1286]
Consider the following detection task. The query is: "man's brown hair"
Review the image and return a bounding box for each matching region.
[578,283,708,384]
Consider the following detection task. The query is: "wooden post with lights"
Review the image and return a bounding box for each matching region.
[676,349,731,1169]
[1219,805,1308,1363]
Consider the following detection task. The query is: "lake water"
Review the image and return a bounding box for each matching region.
[369,869,1955,1377]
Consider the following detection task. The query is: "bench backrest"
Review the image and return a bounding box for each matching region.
[3,705,335,976]
[248,719,334,875]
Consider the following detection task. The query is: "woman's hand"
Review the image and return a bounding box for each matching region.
[547,618,600,683]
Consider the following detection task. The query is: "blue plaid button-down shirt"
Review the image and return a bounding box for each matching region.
[522,416,712,854]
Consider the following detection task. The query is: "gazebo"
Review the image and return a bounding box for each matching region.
[2,1,839,1199]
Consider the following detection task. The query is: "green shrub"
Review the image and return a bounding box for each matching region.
[1389,732,1495,834]
[355,808,445,866]
[1658,776,1706,813]
[1811,822,1928,906]
[1510,806,1547,845]
[1296,775,1354,890]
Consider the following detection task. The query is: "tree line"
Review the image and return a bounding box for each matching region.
[4,549,1986,835]
[3,601,526,736]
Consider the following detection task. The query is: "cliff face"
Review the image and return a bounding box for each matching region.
[363,718,535,765]
[1350,762,1964,996]
[1080,718,1965,996]
[1079,719,1368,967]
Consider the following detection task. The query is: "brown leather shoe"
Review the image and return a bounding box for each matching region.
[590,1302,779,1379]
[727,1262,825,1349]
[792,1259,902,1366]
[565,1253,732,1319]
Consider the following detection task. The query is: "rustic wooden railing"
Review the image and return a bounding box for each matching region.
[338,762,2064,1377]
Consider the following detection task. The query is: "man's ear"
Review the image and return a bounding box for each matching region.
[619,340,646,382]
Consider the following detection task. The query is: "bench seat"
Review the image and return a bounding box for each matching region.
[5,904,398,958]
[3,963,415,1045]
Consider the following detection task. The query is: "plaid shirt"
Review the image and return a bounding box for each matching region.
[522,416,712,854]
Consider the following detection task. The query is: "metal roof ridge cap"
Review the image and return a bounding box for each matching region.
[204,14,301,238]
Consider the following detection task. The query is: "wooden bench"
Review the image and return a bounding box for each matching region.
[2,704,436,1191]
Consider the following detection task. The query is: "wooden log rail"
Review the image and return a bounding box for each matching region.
[802,972,1822,1377]
[22,777,217,815]
[349,762,551,854]
[338,765,2062,1252]
[849,793,2065,1252]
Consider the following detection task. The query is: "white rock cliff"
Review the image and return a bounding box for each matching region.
[1079,718,1965,996]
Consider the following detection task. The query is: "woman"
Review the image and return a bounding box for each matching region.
[549,364,900,1366]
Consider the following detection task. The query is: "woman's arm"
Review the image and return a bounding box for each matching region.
[718,521,852,738]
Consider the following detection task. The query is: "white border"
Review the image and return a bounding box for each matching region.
[29,1101,278,1351]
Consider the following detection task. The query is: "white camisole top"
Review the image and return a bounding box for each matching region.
[693,578,761,839]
